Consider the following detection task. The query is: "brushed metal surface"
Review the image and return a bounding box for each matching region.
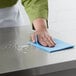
[0,26,76,76]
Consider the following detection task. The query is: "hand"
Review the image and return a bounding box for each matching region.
[31,29,56,47]
[31,18,56,47]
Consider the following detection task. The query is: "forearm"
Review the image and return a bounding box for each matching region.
[22,0,55,47]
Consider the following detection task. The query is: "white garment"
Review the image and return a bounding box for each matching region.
[0,0,25,28]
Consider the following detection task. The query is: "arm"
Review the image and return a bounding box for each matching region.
[22,0,55,47]
[21,0,48,23]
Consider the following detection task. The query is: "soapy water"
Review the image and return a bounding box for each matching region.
[0,40,30,53]
[0,26,33,53]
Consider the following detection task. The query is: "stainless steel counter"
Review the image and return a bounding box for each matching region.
[0,26,76,76]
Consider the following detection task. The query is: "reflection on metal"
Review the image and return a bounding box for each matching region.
[0,26,31,51]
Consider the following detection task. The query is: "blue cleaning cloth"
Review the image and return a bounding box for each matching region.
[28,38,74,53]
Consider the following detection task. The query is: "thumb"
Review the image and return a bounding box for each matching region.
[31,32,36,42]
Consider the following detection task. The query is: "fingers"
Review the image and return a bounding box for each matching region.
[38,35,55,47]
[31,33,47,46]
[31,31,56,47]
[44,35,56,47]
[31,32,36,43]
[38,36,48,47]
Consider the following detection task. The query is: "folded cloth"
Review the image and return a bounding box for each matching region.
[28,38,74,53]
